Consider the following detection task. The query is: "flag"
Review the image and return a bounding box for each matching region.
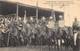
[23,10,27,23]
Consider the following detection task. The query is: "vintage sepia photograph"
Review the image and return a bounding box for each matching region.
[0,0,80,51]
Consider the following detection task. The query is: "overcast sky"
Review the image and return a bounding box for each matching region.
[7,0,80,27]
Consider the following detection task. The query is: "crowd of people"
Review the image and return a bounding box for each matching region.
[0,15,80,51]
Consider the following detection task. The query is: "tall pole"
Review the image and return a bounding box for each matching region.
[16,3,19,21]
[0,1,1,15]
[51,2,53,17]
[36,0,38,23]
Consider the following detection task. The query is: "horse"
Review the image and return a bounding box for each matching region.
[61,28,72,50]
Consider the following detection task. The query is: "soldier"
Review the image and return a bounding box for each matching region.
[29,17,37,45]
[7,19,17,47]
[0,18,6,47]
[36,22,42,45]
[72,18,80,51]
[17,17,24,46]
[40,17,46,36]
[22,17,31,45]
[57,15,64,51]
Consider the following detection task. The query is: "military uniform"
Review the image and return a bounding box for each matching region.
[72,18,80,51]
